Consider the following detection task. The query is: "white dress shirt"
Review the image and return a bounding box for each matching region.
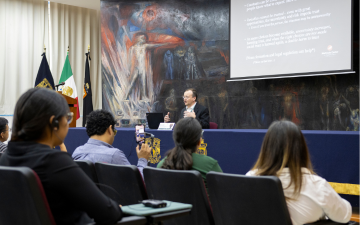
[246,168,352,225]
[186,102,197,112]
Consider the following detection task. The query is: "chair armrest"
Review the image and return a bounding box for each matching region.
[88,216,147,225]
[114,216,147,225]
[146,208,192,224]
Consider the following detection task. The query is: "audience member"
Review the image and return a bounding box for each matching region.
[72,109,151,177]
[0,88,122,225]
[246,120,351,225]
[0,117,9,152]
[157,117,222,186]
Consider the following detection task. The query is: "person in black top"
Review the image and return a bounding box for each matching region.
[0,88,122,225]
[164,88,210,129]
[0,117,9,152]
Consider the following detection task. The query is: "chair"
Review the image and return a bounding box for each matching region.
[209,122,218,129]
[75,160,99,183]
[144,167,215,225]
[0,166,147,225]
[0,166,56,225]
[207,172,354,225]
[207,171,291,225]
[95,163,147,206]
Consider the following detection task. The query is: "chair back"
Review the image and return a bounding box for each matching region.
[209,122,218,129]
[75,160,98,183]
[207,172,292,225]
[0,166,56,225]
[144,167,214,225]
[95,163,147,206]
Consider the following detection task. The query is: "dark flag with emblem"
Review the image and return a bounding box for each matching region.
[35,53,55,89]
[83,52,93,127]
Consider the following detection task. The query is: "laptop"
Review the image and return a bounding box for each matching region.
[146,113,164,129]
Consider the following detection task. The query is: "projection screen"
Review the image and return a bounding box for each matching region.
[230,0,353,80]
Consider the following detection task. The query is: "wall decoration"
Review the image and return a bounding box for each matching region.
[101,0,359,131]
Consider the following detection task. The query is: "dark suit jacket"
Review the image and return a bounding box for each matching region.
[179,103,210,129]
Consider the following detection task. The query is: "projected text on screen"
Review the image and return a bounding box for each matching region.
[231,0,352,79]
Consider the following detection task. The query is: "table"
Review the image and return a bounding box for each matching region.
[65,128,359,206]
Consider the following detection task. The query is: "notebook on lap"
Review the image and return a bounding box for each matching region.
[121,201,192,216]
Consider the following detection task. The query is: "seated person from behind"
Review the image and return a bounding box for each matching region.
[246,120,351,225]
[0,117,9,152]
[157,117,222,187]
[0,88,122,225]
[164,88,209,129]
[72,109,151,177]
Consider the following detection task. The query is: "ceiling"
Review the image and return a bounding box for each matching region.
[46,0,100,10]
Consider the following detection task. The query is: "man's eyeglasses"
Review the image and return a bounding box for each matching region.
[66,112,74,124]
[113,128,117,136]
[5,128,11,132]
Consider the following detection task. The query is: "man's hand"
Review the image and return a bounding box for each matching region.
[164,112,170,123]
[184,111,196,118]
[136,143,151,161]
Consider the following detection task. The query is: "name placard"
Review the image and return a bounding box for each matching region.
[158,123,175,130]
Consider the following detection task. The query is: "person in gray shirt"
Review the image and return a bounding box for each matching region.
[72,110,151,177]
[0,118,9,152]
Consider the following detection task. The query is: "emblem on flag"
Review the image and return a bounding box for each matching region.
[36,78,53,89]
[62,86,74,97]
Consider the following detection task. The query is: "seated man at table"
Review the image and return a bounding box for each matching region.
[72,109,151,177]
[164,88,210,129]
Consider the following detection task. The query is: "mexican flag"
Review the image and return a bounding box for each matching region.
[59,53,80,120]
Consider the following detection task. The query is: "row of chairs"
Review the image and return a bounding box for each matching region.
[0,166,149,225]
[76,161,357,225]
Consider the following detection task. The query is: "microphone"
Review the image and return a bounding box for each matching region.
[55,82,65,88]
[145,132,155,138]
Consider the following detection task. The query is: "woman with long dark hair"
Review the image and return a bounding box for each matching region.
[157,117,222,185]
[247,120,351,225]
[0,88,122,225]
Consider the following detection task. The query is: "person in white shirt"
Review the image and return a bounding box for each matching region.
[246,120,352,225]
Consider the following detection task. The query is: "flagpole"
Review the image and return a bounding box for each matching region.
[44,44,46,53]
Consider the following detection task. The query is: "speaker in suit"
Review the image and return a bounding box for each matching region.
[179,103,209,129]
[164,88,210,129]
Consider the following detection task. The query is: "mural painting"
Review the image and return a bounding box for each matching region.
[101,0,359,131]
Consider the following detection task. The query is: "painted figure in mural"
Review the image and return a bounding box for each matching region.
[125,33,165,101]
[349,109,359,131]
[185,46,200,80]
[217,86,229,129]
[319,85,330,130]
[242,81,261,128]
[280,83,301,125]
[164,50,174,80]
[165,89,177,112]
[164,89,178,122]
[174,46,186,79]
[325,76,347,130]
[341,85,360,131]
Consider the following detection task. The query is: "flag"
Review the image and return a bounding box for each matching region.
[59,53,80,120]
[83,52,93,127]
[35,53,55,89]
